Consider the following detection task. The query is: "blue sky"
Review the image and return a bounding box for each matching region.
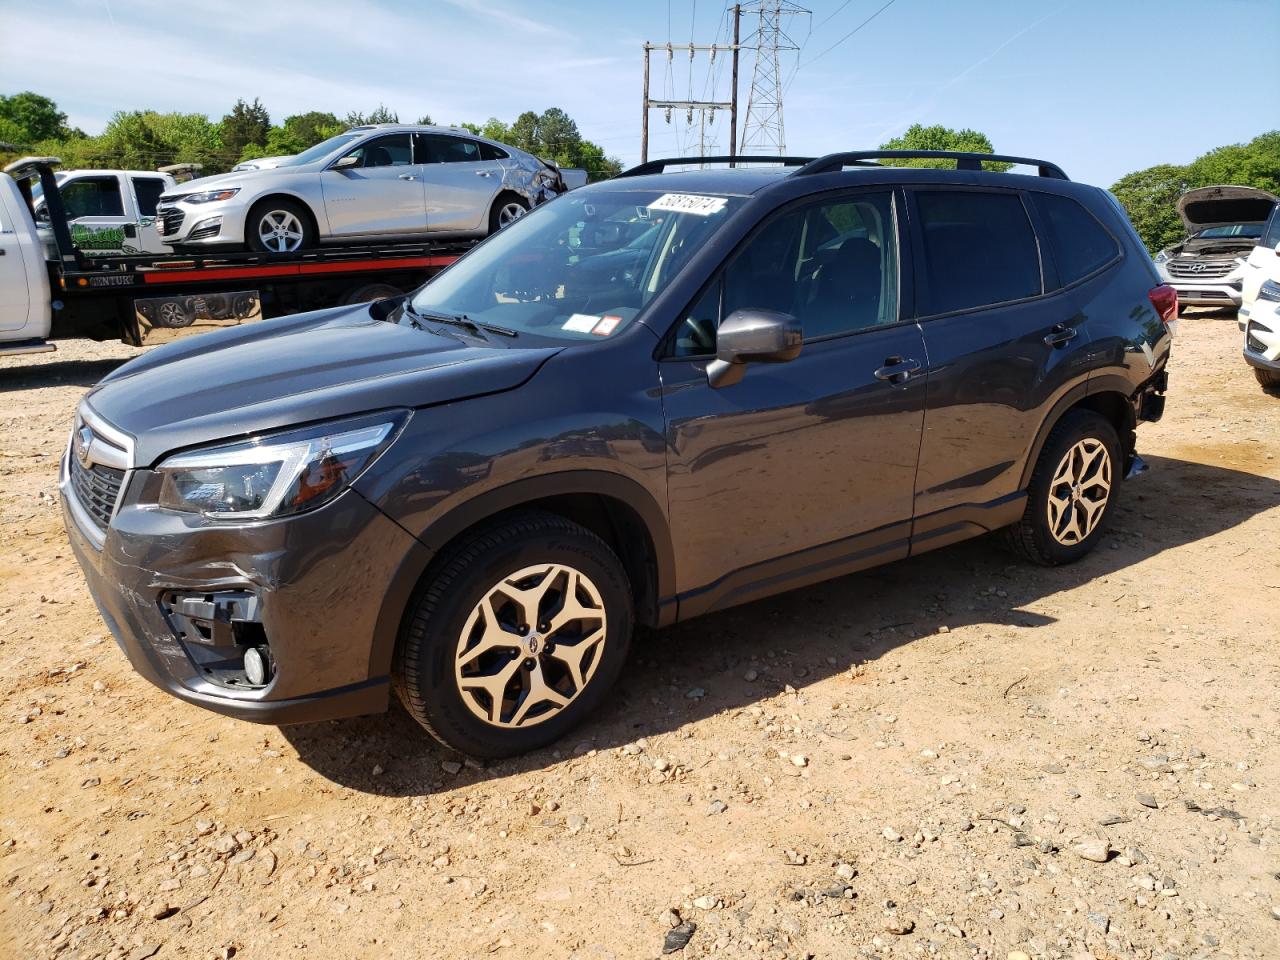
[2,0,1277,186]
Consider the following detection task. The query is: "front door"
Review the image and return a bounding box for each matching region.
[322,133,427,236]
[0,193,34,331]
[415,134,505,233]
[57,175,134,256]
[660,189,927,613]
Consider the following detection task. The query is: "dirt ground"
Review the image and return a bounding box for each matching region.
[1,312,1277,960]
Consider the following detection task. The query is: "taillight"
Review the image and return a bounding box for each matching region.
[1149,284,1178,329]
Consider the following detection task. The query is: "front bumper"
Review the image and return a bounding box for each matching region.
[156,198,250,247]
[1243,306,1280,371]
[59,443,428,725]
[1168,279,1242,308]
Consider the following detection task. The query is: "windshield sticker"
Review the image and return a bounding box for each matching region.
[648,193,728,216]
[563,313,601,332]
[592,315,622,336]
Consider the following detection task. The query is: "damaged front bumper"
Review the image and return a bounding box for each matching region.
[59,442,429,725]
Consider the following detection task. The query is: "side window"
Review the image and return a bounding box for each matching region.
[131,178,166,217]
[478,142,509,161]
[671,191,899,357]
[914,191,1041,316]
[1261,203,1280,249]
[417,134,482,164]
[341,134,412,168]
[60,178,125,219]
[1031,192,1120,286]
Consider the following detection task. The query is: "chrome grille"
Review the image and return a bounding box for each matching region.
[69,455,124,532]
[1167,258,1237,280]
[157,205,185,237]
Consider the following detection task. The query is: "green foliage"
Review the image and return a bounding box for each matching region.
[1110,131,1280,252]
[0,91,76,143]
[345,104,399,126]
[220,98,270,159]
[878,123,1012,172]
[497,108,619,181]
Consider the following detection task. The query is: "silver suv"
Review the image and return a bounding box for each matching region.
[155,124,563,253]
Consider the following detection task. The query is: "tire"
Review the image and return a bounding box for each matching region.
[488,194,529,235]
[394,511,633,758]
[156,298,195,328]
[342,282,403,306]
[1255,366,1280,394]
[246,198,315,254]
[1000,410,1121,566]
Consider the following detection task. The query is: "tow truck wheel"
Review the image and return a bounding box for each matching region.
[247,199,315,254]
[157,299,196,328]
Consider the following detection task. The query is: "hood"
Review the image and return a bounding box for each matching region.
[160,164,312,198]
[1178,185,1276,233]
[86,304,560,466]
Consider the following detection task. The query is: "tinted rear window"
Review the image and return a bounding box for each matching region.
[1261,203,1280,249]
[1032,192,1120,285]
[914,191,1041,316]
[132,177,166,217]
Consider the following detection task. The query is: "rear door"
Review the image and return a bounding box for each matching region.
[660,188,927,609]
[321,133,427,236]
[907,187,1093,550]
[129,175,170,253]
[415,134,504,233]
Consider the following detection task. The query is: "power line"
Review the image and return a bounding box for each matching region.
[801,0,897,67]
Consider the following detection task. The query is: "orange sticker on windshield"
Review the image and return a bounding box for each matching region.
[592,315,622,336]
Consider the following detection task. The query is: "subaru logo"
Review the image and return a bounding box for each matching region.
[75,426,94,467]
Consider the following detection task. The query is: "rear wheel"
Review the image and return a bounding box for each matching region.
[246,198,314,253]
[488,194,529,235]
[1001,410,1121,566]
[394,511,633,757]
[1254,366,1280,394]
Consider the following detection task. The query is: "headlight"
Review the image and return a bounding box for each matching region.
[154,415,403,520]
[1259,279,1280,302]
[181,188,241,204]
[1153,250,1170,264]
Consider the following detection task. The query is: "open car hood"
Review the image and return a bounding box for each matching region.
[1178,185,1277,233]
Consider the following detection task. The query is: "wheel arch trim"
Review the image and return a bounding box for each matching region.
[1019,378,1138,489]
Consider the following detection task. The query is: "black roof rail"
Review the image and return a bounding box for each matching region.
[616,155,815,178]
[795,150,1069,180]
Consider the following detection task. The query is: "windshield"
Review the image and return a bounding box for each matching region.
[1196,224,1264,239]
[411,188,745,342]
[279,133,362,167]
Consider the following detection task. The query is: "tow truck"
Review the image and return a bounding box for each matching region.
[1,157,473,358]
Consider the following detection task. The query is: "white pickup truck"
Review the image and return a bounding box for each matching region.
[33,168,176,256]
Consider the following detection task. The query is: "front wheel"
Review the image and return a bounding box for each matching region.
[1001,410,1121,566]
[394,511,633,757]
[1255,366,1280,394]
[246,199,315,254]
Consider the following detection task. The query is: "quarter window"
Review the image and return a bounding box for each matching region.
[340,134,413,168]
[914,191,1041,316]
[1032,192,1120,285]
[671,191,899,357]
[478,142,509,162]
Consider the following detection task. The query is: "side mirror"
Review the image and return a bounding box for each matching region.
[331,154,360,170]
[707,309,802,388]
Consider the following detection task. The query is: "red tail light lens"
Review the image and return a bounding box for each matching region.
[1149,284,1178,327]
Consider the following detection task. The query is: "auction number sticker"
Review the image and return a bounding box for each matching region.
[563,313,601,332]
[648,193,728,216]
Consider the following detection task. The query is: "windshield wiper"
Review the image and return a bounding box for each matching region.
[404,303,518,339]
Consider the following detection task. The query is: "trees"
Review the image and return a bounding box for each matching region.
[344,104,399,126]
[1111,131,1280,252]
[0,91,77,144]
[878,124,1012,171]
[219,98,270,159]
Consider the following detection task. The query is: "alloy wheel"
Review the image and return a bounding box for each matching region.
[1046,438,1112,545]
[454,563,607,728]
[497,202,526,228]
[257,210,305,253]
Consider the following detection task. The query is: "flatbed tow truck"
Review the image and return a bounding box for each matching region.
[1,157,473,357]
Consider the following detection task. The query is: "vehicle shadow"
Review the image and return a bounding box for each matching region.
[281,453,1280,795]
[0,357,134,392]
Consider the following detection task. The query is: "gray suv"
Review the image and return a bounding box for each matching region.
[62,151,1175,757]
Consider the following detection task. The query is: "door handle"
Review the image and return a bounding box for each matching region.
[873,356,922,383]
[398,174,418,181]
[475,170,492,177]
[1044,324,1078,348]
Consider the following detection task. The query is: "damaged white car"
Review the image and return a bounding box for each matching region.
[155,124,568,253]
[1154,185,1277,309]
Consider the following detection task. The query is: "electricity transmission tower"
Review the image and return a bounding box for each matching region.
[740,0,808,155]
